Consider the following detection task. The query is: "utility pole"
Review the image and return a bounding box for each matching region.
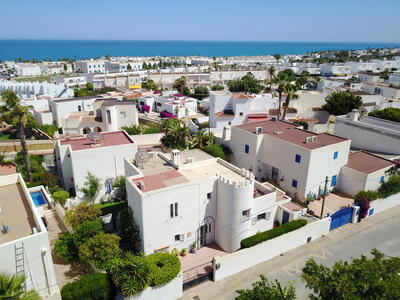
[320,176,329,219]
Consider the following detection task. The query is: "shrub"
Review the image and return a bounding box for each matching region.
[202,143,226,159]
[241,219,308,248]
[378,174,400,198]
[54,232,77,262]
[65,203,101,228]
[73,220,104,247]
[146,253,181,287]
[52,190,69,206]
[61,273,110,300]
[369,107,400,123]
[356,197,370,220]
[79,232,121,270]
[143,126,161,134]
[354,190,380,202]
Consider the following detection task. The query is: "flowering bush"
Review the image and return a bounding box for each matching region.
[356,197,370,220]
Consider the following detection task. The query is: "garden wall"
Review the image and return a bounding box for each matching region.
[368,192,400,217]
[213,218,331,281]
[117,273,182,300]
[130,133,163,147]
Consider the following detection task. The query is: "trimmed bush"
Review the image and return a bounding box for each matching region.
[202,143,226,160]
[143,126,161,134]
[52,190,69,206]
[61,273,110,300]
[54,232,77,262]
[378,174,400,198]
[354,190,380,202]
[146,253,181,286]
[241,219,308,248]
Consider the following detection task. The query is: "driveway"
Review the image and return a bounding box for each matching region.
[308,191,354,217]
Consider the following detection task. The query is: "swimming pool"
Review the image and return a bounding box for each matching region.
[30,191,47,206]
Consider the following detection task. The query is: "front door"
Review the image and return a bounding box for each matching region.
[272,167,279,183]
[282,211,290,224]
[200,225,208,247]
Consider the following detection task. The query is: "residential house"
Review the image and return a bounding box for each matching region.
[75,60,105,74]
[13,63,41,76]
[138,95,197,118]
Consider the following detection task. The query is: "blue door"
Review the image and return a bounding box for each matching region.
[329,206,354,231]
[282,211,290,224]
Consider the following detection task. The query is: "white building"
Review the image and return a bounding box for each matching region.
[338,151,395,196]
[209,92,278,128]
[13,63,41,76]
[75,60,105,74]
[228,120,351,200]
[358,72,382,83]
[362,83,400,100]
[389,73,400,86]
[0,174,59,298]
[53,75,87,87]
[334,110,400,155]
[138,95,197,118]
[320,64,352,78]
[86,72,143,89]
[55,130,137,197]
[125,149,287,254]
[105,61,142,73]
[0,79,73,99]
[345,62,378,73]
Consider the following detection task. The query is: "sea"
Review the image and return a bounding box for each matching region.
[0,40,399,61]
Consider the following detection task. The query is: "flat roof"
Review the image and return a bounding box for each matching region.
[60,131,133,151]
[0,183,38,245]
[235,120,348,150]
[346,151,394,174]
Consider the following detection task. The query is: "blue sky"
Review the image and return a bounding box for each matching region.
[1,0,399,42]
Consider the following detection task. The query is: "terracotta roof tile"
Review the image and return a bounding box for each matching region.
[346,151,394,174]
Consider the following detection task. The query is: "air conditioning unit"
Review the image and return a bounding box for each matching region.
[305,137,312,144]
[179,234,185,241]
[311,136,317,142]
[255,127,263,134]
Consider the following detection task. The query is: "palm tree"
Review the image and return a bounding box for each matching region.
[268,66,276,78]
[161,119,191,150]
[0,90,32,180]
[189,130,214,149]
[0,273,40,300]
[271,72,292,120]
[281,84,299,121]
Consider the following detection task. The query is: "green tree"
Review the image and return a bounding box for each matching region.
[113,176,127,200]
[109,252,151,296]
[192,86,209,100]
[65,203,101,228]
[189,130,214,149]
[0,273,40,300]
[236,275,296,300]
[173,76,190,95]
[52,190,69,206]
[54,231,77,262]
[161,118,191,150]
[273,54,282,61]
[63,63,67,72]
[379,69,390,80]
[322,91,363,116]
[127,63,132,70]
[79,172,101,203]
[73,220,104,247]
[228,72,263,94]
[118,206,141,252]
[0,90,32,180]
[141,79,158,91]
[368,107,400,123]
[79,232,121,269]
[301,249,400,300]
[122,124,143,135]
[282,84,299,120]
[211,84,224,91]
[271,70,295,120]
[85,82,94,90]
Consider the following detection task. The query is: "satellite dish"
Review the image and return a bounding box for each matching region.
[87,132,103,145]
[135,150,150,168]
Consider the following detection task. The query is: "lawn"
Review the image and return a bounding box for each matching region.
[0,134,12,140]
[15,75,53,83]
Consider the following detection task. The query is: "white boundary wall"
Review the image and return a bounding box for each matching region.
[368,193,400,217]
[213,218,331,281]
[117,273,182,300]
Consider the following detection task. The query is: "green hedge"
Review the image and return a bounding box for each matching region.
[241,219,308,248]
[354,175,400,202]
[146,253,181,286]
[61,273,110,300]
[100,201,127,216]
[354,190,380,202]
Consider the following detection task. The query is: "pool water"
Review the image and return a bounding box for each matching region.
[30,191,47,206]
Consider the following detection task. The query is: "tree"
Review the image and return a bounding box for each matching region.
[322,91,363,116]
[271,70,295,120]
[141,79,158,91]
[301,249,400,300]
[192,86,209,100]
[122,124,143,135]
[236,275,296,300]
[368,107,400,123]
[127,63,132,70]
[79,232,121,269]
[54,231,77,262]
[63,63,67,72]
[281,84,299,120]
[65,203,101,228]
[189,130,214,149]
[112,176,127,201]
[85,82,94,90]
[268,65,276,78]
[118,206,141,252]
[0,90,32,181]
[211,84,224,91]
[161,118,191,150]
[0,273,40,300]
[228,72,263,94]
[52,190,69,206]
[79,172,101,203]
[273,54,282,61]
[173,76,190,96]
[379,69,390,80]
[73,220,104,247]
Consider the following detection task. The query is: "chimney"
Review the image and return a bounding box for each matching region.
[171,149,180,166]
[222,126,231,141]
[348,109,359,121]
[255,127,263,134]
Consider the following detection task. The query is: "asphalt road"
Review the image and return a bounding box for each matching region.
[183,205,400,300]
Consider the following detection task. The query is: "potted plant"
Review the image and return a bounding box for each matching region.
[171,248,179,256]
[180,248,187,257]
[190,242,197,254]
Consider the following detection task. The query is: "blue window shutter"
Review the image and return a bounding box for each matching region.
[245,144,249,154]
[333,151,338,160]
[292,179,298,188]
[331,175,337,187]
[380,176,384,183]
[295,154,301,163]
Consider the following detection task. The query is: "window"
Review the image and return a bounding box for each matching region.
[106,110,112,124]
[295,154,301,163]
[244,144,250,154]
[140,101,144,105]
[156,102,162,107]
[242,209,251,219]
[380,176,385,183]
[257,213,266,220]
[175,234,180,241]
[78,105,82,112]
[292,179,298,188]
[331,175,337,187]
[228,122,231,125]
[239,112,243,116]
[333,151,339,160]
[119,111,126,118]
[207,192,211,199]
[170,202,178,218]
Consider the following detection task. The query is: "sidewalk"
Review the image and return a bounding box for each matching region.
[182,204,400,300]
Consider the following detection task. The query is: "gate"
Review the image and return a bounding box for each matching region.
[330,206,354,231]
[182,260,213,290]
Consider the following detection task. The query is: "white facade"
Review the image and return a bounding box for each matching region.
[13,63,41,76]
[334,110,400,155]
[362,83,400,100]
[125,150,281,254]
[105,61,142,73]
[138,95,197,118]
[55,131,137,197]
[101,100,139,132]
[389,73,400,86]
[0,174,59,298]
[75,60,105,74]
[320,64,352,78]
[53,75,87,87]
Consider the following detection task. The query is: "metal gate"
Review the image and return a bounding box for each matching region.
[330,206,354,231]
[182,260,213,290]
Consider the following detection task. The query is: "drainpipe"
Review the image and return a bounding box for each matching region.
[41,248,51,295]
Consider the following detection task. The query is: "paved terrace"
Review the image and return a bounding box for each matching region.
[0,183,38,245]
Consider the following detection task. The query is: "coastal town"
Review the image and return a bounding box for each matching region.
[0,45,400,300]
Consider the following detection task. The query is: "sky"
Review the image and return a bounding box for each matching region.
[1,0,399,42]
